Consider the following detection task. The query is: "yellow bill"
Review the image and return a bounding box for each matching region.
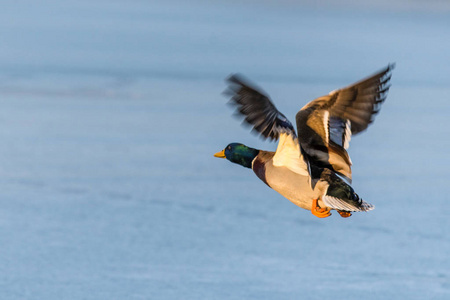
[214,149,226,158]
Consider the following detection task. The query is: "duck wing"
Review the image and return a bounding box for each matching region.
[295,64,394,183]
[225,74,308,175]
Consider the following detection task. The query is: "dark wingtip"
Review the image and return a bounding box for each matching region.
[223,74,249,98]
[378,63,395,78]
[384,63,395,79]
[225,73,269,98]
[226,73,246,85]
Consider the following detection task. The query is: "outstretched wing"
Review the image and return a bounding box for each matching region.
[225,74,308,175]
[225,74,296,140]
[296,64,395,183]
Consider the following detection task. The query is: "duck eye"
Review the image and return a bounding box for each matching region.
[227,146,232,150]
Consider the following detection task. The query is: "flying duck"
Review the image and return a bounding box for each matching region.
[214,64,394,218]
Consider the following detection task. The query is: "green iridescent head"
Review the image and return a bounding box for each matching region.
[214,143,259,168]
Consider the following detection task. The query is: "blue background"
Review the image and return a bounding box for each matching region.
[0,1,449,299]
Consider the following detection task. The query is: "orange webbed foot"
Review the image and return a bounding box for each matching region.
[311,199,331,218]
[337,210,352,218]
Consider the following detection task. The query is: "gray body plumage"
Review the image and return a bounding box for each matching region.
[253,151,318,210]
[252,151,373,212]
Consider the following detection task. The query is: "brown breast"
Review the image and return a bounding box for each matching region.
[251,151,274,187]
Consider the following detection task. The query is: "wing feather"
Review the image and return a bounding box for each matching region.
[225,74,308,174]
[296,64,395,182]
[226,74,297,140]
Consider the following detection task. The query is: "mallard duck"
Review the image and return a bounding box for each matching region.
[214,64,394,218]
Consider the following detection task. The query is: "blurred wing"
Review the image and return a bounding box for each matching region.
[225,74,296,140]
[225,74,308,175]
[296,64,395,182]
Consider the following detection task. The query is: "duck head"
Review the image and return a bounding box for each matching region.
[214,143,259,168]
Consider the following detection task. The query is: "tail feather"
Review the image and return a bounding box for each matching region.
[323,195,374,212]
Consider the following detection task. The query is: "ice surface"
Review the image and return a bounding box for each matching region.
[0,1,449,299]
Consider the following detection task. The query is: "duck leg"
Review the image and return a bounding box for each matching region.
[311,199,331,218]
[337,210,352,218]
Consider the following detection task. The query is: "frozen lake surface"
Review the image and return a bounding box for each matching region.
[0,1,449,299]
